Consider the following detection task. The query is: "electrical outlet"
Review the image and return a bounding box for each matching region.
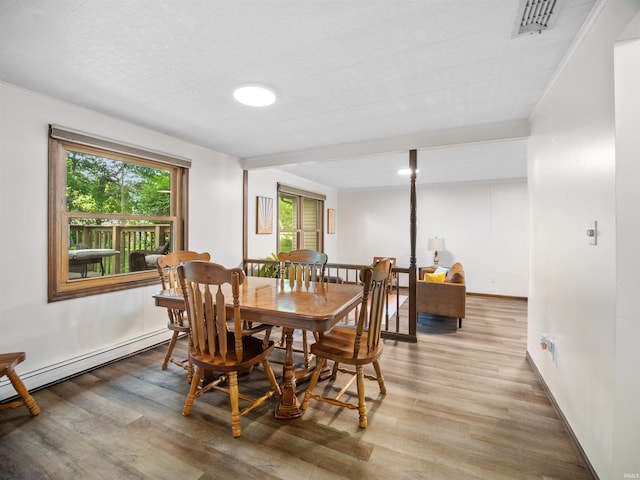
[547,338,556,363]
[540,334,556,363]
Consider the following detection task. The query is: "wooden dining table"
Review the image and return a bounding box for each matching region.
[153,275,363,419]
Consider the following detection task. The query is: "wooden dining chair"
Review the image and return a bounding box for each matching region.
[276,249,328,369]
[373,256,396,291]
[178,260,281,437]
[157,250,211,380]
[300,258,392,428]
[0,352,40,416]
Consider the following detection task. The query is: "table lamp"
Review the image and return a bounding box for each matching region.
[428,237,446,266]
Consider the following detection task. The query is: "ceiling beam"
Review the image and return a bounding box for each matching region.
[241,119,530,170]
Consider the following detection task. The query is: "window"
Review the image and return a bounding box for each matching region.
[48,125,189,301]
[277,184,325,253]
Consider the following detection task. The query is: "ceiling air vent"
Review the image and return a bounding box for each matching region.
[517,0,559,35]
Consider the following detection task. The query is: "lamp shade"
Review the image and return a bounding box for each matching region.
[427,237,445,252]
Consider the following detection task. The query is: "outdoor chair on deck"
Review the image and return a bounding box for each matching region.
[157,250,211,380]
[276,249,328,370]
[301,258,391,428]
[130,240,171,272]
[0,352,40,416]
[178,261,281,437]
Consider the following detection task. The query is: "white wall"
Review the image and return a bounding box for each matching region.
[613,31,640,478]
[527,1,640,477]
[337,181,529,296]
[0,83,244,399]
[246,169,338,261]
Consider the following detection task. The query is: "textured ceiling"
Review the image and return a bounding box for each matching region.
[0,0,597,189]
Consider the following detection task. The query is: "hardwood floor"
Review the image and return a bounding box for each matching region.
[0,295,591,479]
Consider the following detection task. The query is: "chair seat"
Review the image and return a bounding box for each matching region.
[239,322,272,336]
[0,352,26,376]
[0,351,40,416]
[311,327,383,365]
[190,334,276,373]
[167,321,190,333]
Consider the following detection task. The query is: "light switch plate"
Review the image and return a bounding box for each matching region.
[587,221,597,246]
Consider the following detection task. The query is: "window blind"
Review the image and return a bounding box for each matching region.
[277,183,326,201]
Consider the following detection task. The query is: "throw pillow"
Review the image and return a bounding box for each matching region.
[424,271,447,282]
[435,266,450,275]
[447,271,464,283]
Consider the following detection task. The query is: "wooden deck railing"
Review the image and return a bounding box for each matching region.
[69,224,171,274]
[243,258,417,342]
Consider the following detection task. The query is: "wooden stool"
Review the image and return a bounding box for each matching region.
[0,352,40,416]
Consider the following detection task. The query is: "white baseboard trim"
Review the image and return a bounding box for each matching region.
[526,351,598,480]
[0,329,172,401]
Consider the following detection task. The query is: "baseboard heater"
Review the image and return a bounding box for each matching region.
[0,329,172,401]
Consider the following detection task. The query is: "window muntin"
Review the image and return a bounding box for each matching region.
[49,132,188,301]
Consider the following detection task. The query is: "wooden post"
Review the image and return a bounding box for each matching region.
[408,149,418,341]
[112,225,121,274]
[409,150,417,269]
[242,170,248,271]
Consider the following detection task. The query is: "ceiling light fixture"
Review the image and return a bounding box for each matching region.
[233,85,276,107]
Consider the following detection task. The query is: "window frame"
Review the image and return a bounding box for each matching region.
[277,183,325,253]
[48,126,189,302]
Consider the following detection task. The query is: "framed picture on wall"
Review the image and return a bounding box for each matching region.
[256,196,273,234]
[327,208,336,234]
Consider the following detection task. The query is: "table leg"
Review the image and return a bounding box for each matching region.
[275,327,302,419]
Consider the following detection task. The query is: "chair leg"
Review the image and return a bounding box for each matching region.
[182,367,202,416]
[262,360,282,398]
[372,360,386,394]
[458,318,462,328]
[302,330,310,369]
[300,357,327,411]
[356,365,367,428]
[6,369,40,416]
[163,331,179,370]
[186,336,194,383]
[331,361,340,380]
[228,372,241,438]
[262,327,273,349]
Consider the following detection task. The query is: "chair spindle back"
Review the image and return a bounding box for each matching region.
[354,258,392,356]
[157,251,211,290]
[178,261,245,364]
[277,249,328,283]
[157,251,211,325]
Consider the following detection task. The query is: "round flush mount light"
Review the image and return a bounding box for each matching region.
[233,85,276,107]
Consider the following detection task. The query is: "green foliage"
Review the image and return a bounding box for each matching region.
[66,151,170,220]
[278,194,294,229]
[258,253,281,278]
[279,233,293,252]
